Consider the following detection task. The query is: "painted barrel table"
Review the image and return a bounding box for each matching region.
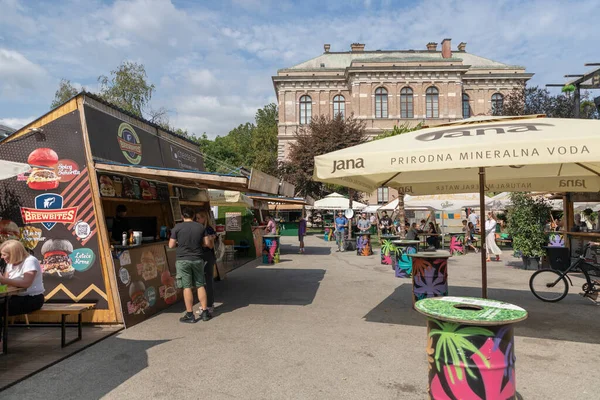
[391,240,421,278]
[356,233,373,256]
[380,235,400,265]
[262,235,281,264]
[408,251,451,306]
[415,296,528,400]
[447,232,466,256]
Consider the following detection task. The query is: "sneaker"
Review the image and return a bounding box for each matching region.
[336,249,340,252]
[200,309,212,321]
[180,312,197,324]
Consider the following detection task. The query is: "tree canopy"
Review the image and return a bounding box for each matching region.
[97,61,155,117]
[280,114,368,198]
[50,79,79,109]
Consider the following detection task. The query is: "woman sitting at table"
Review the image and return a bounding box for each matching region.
[426,222,438,248]
[0,240,45,352]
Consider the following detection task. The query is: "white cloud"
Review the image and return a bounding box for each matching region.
[0,0,599,138]
[0,48,47,95]
[0,116,35,129]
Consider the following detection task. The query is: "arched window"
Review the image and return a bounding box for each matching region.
[400,87,413,118]
[462,93,470,119]
[299,95,312,124]
[426,87,439,118]
[333,95,345,118]
[375,87,388,118]
[491,93,504,114]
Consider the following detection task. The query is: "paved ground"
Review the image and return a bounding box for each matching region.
[3,235,600,399]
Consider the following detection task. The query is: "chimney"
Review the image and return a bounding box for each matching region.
[457,42,467,52]
[426,42,438,51]
[351,43,365,52]
[324,44,331,53]
[441,38,452,59]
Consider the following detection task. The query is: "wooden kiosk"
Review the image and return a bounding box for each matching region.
[0,93,268,327]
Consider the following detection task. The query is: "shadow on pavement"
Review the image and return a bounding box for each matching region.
[364,282,600,345]
[164,264,326,317]
[279,243,332,256]
[1,337,170,398]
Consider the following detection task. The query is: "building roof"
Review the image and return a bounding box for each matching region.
[281,50,524,72]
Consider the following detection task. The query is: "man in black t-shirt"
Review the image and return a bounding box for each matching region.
[169,207,211,323]
[110,204,132,243]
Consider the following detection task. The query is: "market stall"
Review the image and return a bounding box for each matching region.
[0,92,278,328]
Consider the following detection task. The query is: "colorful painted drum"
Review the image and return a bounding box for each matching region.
[380,235,400,265]
[392,240,420,278]
[408,251,451,306]
[262,235,280,264]
[448,233,465,256]
[324,227,331,241]
[415,297,528,400]
[356,233,373,256]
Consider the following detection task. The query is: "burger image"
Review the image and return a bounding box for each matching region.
[99,175,115,197]
[123,177,135,198]
[140,250,157,281]
[26,148,61,191]
[148,182,158,199]
[0,219,20,242]
[161,270,177,305]
[132,180,141,198]
[41,239,75,279]
[140,180,153,200]
[129,281,149,314]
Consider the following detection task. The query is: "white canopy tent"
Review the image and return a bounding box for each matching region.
[0,159,31,180]
[312,192,367,210]
[361,205,381,213]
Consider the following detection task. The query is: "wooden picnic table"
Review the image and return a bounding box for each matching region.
[1,286,26,355]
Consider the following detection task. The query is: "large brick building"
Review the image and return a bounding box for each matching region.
[272,39,533,204]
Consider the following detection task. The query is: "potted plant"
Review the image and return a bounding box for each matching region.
[507,193,552,270]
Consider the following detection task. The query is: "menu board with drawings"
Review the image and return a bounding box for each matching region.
[97,173,169,201]
[114,242,181,328]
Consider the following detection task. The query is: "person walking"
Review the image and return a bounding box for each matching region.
[334,211,348,252]
[463,221,479,253]
[298,216,307,254]
[195,210,216,315]
[485,212,502,262]
[468,209,480,233]
[169,207,211,323]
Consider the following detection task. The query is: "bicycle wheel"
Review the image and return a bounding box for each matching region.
[529,269,569,302]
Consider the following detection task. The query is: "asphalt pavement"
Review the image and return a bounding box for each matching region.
[3,235,600,399]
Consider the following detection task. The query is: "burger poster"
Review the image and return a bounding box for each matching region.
[97,173,169,201]
[115,243,180,327]
[0,111,108,308]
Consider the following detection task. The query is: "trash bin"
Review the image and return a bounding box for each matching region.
[380,235,400,265]
[392,240,420,277]
[543,246,570,272]
[408,251,451,306]
[262,235,280,264]
[356,233,373,256]
[415,296,528,400]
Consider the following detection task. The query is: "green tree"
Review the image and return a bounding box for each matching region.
[280,113,368,198]
[98,61,155,117]
[507,192,552,258]
[50,79,79,109]
[251,103,279,176]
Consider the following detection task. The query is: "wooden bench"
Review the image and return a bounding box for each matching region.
[30,303,96,348]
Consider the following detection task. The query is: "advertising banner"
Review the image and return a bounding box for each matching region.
[0,111,108,308]
[114,243,181,327]
[160,140,204,171]
[226,212,242,231]
[248,168,280,195]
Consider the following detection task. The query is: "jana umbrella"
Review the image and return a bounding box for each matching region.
[0,159,31,180]
[313,192,367,210]
[314,115,600,298]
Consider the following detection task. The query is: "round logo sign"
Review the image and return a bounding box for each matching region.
[69,248,96,272]
[117,123,142,165]
[119,267,131,285]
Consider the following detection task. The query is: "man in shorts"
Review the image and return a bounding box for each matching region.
[169,207,211,323]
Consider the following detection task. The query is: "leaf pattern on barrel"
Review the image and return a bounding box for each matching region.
[449,236,464,255]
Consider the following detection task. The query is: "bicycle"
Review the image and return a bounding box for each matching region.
[529,242,600,303]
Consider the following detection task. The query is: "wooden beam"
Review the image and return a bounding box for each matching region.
[95,163,248,192]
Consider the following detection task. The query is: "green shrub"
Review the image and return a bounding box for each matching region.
[507,193,552,258]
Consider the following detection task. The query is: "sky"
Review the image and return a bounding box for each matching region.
[1,0,599,138]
